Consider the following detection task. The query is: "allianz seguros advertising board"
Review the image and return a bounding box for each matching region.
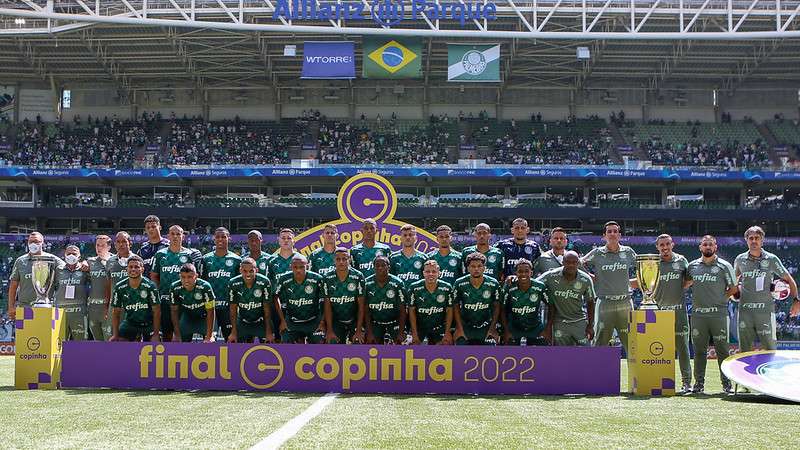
[271,0,498,26]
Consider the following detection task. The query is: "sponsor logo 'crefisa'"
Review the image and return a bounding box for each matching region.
[272,0,497,26]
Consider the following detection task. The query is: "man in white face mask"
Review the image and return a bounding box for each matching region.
[7,232,65,321]
[54,246,91,340]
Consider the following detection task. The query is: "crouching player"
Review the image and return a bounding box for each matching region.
[228,257,274,343]
[323,248,366,344]
[110,255,161,342]
[169,263,215,342]
[408,260,455,345]
[501,259,548,345]
[365,255,407,344]
[453,252,502,345]
[275,255,326,344]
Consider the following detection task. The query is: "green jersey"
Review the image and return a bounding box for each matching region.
[323,269,366,324]
[275,271,324,323]
[453,275,501,328]
[390,249,428,288]
[533,250,563,276]
[536,267,596,322]
[687,257,735,316]
[582,245,637,299]
[427,249,463,286]
[229,274,272,323]
[200,251,241,308]
[308,247,337,278]
[350,242,392,279]
[269,251,301,282]
[461,245,504,281]
[54,265,90,307]
[408,279,454,331]
[107,253,136,294]
[365,274,406,324]
[112,278,160,326]
[735,250,789,312]
[170,279,216,319]
[151,247,197,297]
[87,256,110,304]
[503,278,547,330]
[654,253,691,308]
[247,252,274,278]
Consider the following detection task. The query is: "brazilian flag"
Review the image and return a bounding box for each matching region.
[363,38,423,79]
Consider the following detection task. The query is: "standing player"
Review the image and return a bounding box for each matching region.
[501,260,547,345]
[426,225,462,286]
[269,228,301,283]
[228,258,274,343]
[274,255,326,344]
[54,245,90,341]
[350,219,391,279]
[408,260,455,345]
[538,251,596,346]
[735,226,799,352]
[389,224,428,288]
[150,224,196,341]
[453,252,502,345]
[461,224,504,281]
[309,224,339,278]
[323,248,366,344]
[495,218,541,279]
[246,230,273,278]
[169,263,215,343]
[200,227,241,341]
[7,232,65,318]
[110,255,161,342]
[686,235,737,394]
[652,234,693,393]
[138,215,169,277]
[87,235,112,341]
[534,227,568,276]
[107,232,137,290]
[582,221,637,354]
[365,255,407,344]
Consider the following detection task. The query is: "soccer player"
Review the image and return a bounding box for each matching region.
[169,263,215,343]
[7,232,65,319]
[501,259,547,345]
[390,224,428,288]
[461,223,504,281]
[87,235,112,341]
[496,217,541,279]
[54,245,90,341]
[269,228,301,282]
[426,225,462,286]
[534,227,568,276]
[228,258,274,343]
[350,219,391,279]
[652,234,693,393]
[110,255,161,342]
[107,232,137,289]
[323,248,366,344]
[150,224,196,341]
[274,255,326,344]
[200,227,241,341]
[453,252,502,345]
[246,230,273,277]
[408,260,455,345]
[538,251,596,346]
[686,235,737,394]
[735,226,799,352]
[138,215,169,276]
[581,221,637,354]
[309,224,339,278]
[365,255,407,344]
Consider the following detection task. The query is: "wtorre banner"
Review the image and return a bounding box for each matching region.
[301,42,356,79]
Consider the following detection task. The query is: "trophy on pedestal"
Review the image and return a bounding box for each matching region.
[31,256,56,306]
[635,254,661,310]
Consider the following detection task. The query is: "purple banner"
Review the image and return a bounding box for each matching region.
[720,350,800,402]
[61,342,620,395]
[301,41,356,79]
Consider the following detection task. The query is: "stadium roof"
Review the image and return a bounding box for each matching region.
[1,0,799,91]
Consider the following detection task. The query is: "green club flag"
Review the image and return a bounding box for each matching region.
[363,37,423,79]
[447,44,501,82]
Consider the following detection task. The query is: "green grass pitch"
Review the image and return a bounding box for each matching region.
[0,357,795,449]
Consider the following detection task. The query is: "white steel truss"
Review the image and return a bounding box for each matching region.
[1,0,800,40]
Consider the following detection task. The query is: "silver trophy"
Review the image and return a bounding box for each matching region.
[31,256,56,306]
